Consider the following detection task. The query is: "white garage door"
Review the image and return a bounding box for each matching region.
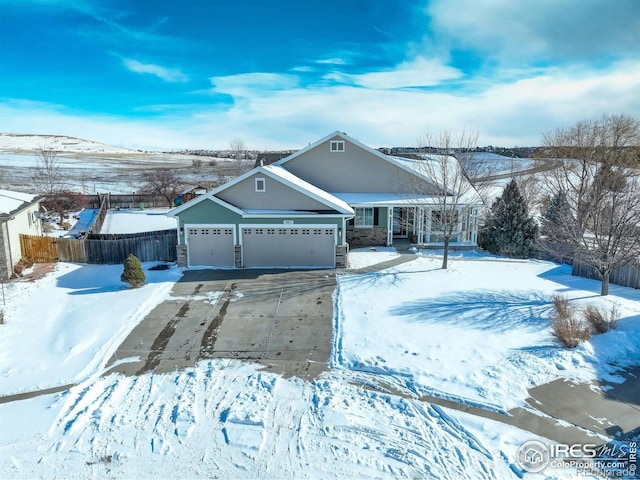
[187,226,234,266]
[242,226,335,268]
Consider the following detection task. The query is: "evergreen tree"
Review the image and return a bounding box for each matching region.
[121,254,146,288]
[540,190,573,241]
[481,179,539,257]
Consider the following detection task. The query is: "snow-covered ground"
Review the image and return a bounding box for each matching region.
[0,263,182,396]
[2,248,638,478]
[348,246,399,269]
[101,208,177,234]
[334,253,640,412]
[0,133,137,154]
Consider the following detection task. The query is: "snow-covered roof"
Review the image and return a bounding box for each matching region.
[332,192,451,206]
[243,209,345,216]
[388,155,483,204]
[262,165,354,214]
[168,164,354,217]
[0,189,39,215]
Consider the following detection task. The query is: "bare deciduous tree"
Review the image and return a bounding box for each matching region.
[33,145,63,194]
[139,168,185,207]
[541,114,640,295]
[41,190,88,227]
[410,129,488,269]
[229,138,250,176]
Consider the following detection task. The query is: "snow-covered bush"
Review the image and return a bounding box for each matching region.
[121,254,145,288]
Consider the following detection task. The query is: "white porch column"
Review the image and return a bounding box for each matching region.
[387,207,394,246]
[416,207,424,243]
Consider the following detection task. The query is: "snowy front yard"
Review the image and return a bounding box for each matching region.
[1,253,640,478]
[334,254,640,412]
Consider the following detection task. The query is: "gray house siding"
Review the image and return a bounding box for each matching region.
[217,172,332,211]
[283,136,439,194]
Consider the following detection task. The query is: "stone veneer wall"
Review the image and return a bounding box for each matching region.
[234,244,242,268]
[335,244,348,268]
[346,227,388,248]
[176,244,188,267]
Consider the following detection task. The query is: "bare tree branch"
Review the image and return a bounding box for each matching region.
[229,138,250,176]
[33,145,64,194]
[404,128,487,269]
[541,114,640,295]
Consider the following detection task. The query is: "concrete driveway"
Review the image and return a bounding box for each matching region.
[106,268,336,379]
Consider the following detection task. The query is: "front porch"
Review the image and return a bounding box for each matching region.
[345,205,480,249]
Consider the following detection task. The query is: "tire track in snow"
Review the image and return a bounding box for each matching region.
[30,361,515,479]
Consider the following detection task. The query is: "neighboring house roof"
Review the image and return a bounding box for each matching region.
[0,189,39,217]
[253,152,293,168]
[168,164,354,217]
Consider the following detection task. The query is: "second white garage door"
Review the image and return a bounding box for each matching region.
[187,226,235,266]
[242,226,335,268]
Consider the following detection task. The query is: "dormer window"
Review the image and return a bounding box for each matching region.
[255,177,266,192]
[330,140,345,152]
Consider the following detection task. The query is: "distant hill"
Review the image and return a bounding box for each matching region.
[0,133,138,155]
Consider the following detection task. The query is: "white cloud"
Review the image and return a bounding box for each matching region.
[425,0,640,63]
[340,56,462,89]
[210,72,299,96]
[316,58,347,65]
[122,58,188,83]
[3,60,640,151]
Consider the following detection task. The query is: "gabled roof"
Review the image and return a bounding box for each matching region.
[276,131,444,193]
[168,164,354,217]
[262,165,353,214]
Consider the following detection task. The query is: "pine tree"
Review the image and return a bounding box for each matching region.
[481,179,539,257]
[121,254,146,288]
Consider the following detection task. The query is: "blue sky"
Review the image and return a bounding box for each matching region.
[1,0,639,150]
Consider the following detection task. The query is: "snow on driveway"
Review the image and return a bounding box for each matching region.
[334,255,640,411]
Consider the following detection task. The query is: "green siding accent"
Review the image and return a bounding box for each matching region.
[376,207,389,228]
[175,197,347,245]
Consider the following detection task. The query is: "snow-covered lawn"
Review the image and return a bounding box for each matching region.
[334,255,640,412]
[347,246,399,269]
[2,252,639,478]
[0,263,182,396]
[101,208,176,234]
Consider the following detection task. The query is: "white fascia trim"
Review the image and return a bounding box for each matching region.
[260,165,354,214]
[168,167,265,216]
[242,213,351,219]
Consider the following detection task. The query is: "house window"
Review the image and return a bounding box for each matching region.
[330,140,345,152]
[255,177,266,192]
[354,207,374,227]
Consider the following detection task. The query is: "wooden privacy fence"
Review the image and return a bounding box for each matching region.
[22,229,177,265]
[19,234,59,262]
[86,193,170,209]
[572,260,640,289]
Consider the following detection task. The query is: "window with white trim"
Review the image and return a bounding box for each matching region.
[330,140,345,152]
[255,177,266,192]
[355,207,374,227]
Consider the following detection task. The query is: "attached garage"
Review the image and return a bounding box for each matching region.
[186,225,235,266]
[241,225,336,268]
